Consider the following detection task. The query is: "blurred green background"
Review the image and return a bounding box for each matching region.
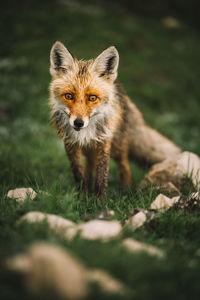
[0,1,200,299]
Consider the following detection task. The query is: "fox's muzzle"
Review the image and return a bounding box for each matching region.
[74,118,84,129]
[69,116,89,130]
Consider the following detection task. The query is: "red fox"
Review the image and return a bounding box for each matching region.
[49,41,181,199]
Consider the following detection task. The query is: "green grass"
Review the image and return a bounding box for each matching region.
[0,0,200,299]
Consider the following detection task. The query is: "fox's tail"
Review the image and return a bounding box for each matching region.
[129,123,181,166]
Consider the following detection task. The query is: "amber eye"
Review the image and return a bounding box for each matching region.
[64,93,74,100]
[88,95,97,102]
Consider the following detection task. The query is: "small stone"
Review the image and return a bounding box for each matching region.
[126,211,147,229]
[19,211,48,223]
[87,269,127,295]
[150,193,179,212]
[19,212,76,238]
[78,220,122,241]
[122,238,164,259]
[6,243,88,300]
[126,208,159,229]
[7,187,37,204]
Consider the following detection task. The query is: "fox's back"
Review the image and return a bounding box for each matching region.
[111,81,181,165]
[109,81,145,157]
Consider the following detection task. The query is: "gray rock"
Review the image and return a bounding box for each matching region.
[76,220,122,241]
[142,152,200,191]
[7,187,37,204]
[122,238,165,259]
[19,212,76,240]
[126,208,159,229]
[6,242,127,299]
[6,243,88,300]
[19,212,122,241]
[150,193,180,212]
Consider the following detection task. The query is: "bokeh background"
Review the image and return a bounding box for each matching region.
[1,1,200,299]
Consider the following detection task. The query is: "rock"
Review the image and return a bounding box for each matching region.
[7,187,37,204]
[162,17,181,29]
[82,210,115,221]
[6,243,88,300]
[142,152,200,191]
[150,192,200,212]
[150,193,179,212]
[122,238,164,259]
[126,211,147,229]
[77,220,122,241]
[6,243,128,298]
[126,208,159,229]
[87,269,127,295]
[19,212,76,239]
[19,212,122,241]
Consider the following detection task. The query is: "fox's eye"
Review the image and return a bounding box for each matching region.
[64,93,74,100]
[88,95,97,102]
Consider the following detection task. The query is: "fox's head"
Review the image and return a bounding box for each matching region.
[49,41,119,132]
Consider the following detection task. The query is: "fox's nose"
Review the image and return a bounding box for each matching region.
[74,118,84,128]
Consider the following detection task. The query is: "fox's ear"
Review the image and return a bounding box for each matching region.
[50,41,75,77]
[92,46,119,82]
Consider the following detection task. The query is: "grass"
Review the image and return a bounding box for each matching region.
[0,0,200,299]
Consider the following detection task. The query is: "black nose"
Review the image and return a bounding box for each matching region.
[74,118,84,128]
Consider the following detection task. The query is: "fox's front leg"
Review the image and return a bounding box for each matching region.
[95,141,111,200]
[65,143,85,191]
[117,157,132,191]
[116,144,132,191]
[85,151,96,192]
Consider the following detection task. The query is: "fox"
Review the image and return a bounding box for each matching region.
[49,41,181,199]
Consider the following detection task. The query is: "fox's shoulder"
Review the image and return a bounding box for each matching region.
[113,80,134,109]
[113,80,145,126]
[114,80,126,97]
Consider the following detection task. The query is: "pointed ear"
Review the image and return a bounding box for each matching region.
[50,41,75,77]
[92,46,119,82]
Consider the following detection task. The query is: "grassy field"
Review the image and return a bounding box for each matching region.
[0,0,200,299]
